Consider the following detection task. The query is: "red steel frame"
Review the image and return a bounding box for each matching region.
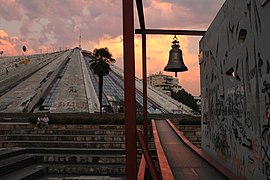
[123,1,137,179]
[123,0,206,179]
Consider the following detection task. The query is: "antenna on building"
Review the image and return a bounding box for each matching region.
[79,28,82,49]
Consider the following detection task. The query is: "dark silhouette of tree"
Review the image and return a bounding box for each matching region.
[171,89,199,112]
[90,47,115,117]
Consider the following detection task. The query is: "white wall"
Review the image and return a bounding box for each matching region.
[200,0,270,179]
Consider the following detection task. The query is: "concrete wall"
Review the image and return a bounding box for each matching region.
[200,0,270,179]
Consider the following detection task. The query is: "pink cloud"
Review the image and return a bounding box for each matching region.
[0,0,225,95]
[0,29,20,55]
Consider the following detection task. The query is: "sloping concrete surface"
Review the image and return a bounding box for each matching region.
[50,48,89,113]
[0,50,72,112]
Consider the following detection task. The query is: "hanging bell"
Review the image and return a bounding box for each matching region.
[164,35,188,77]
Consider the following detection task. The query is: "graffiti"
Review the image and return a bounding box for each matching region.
[262,80,270,179]
[262,146,270,162]
[232,119,242,143]
[242,138,253,150]
[245,112,252,128]
[264,162,270,177]
[262,81,270,94]
[262,81,270,142]
[199,1,270,179]
[213,129,231,158]
[68,86,78,93]
[55,101,88,110]
[247,66,257,81]
[262,146,270,179]
[226,86,244,116]
[247,156,255,178]
[262,125,270,144]
[258,53,264,77]
[215,99,222,116]
[262,81,270,125]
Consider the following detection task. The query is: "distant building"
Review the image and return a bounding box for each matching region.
[193,96,201,112]
[147,72,182,96]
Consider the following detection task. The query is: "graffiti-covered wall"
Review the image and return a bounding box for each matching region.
[200,0,270,179]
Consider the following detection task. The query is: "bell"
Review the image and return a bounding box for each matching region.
[164,35,188,77]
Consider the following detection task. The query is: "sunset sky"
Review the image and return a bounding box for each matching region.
[0,0,225,96]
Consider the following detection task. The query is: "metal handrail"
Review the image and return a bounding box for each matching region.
[137,128,159,180]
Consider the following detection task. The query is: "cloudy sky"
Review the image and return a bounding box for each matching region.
[0,0,225,96]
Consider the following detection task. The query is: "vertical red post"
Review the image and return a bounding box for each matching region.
[123,0,137,179]
[142,33,148,145]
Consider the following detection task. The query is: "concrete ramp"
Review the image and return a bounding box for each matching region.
[152,119,233,179]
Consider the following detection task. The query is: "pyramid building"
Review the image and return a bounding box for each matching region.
[0,47,192,114]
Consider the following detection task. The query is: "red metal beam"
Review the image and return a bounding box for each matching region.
[135,29,206,36]
[135,0,148,145]
[136,0,145,29]
[142,33,148,145]
[123,0,137,179]
[137,129,159,180]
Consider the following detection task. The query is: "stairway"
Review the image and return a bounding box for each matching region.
[175,125,202,148]
[0,124,152,179]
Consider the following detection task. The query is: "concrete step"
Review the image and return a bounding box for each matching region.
[0,124,126,130]
[0,129,125,135]
[0,134,126,142]
[0,134,154,142]
[0,141,125,149]
[0,141,155,149]
[25,147,155,158]
[0,154,36,176]
[35,154,127,164]
[0,147,26,160]
[192,142,202,148]
[0,165,46,180]
[26,147,127,155]
[181,130,201,137]
[185,136,202,142]
[45,163,126,175]
[176,125,201,131]
[39,174,125,180]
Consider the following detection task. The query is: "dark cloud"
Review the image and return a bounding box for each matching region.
[144,0,225,29]
[1,0,224,55]
[0,0,23,21]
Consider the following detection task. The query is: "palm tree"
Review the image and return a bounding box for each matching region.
[90,47,115,117]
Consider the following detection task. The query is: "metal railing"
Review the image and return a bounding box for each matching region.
[137,128,159,180]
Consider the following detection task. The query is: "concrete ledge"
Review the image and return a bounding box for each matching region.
[151,119,174,180]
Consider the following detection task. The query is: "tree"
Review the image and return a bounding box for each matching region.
[90,47,115,117]
[171,89,199,112]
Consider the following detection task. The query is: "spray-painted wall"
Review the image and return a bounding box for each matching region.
[200,0,270,179]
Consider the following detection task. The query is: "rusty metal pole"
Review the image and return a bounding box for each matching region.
[142,33,148,145]
[123,0,137,179]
